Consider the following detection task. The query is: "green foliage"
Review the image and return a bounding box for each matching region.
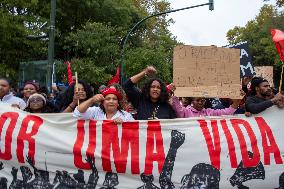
[0,64,17,79]
[226,4,284,88]
[0,0,177,86]
[0,0,48,81]
[56,58,112,85]
[125,46,172,82]
[64,22,122,65]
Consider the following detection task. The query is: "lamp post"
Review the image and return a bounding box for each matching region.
[47,0,56,92]
[120,0,214,84]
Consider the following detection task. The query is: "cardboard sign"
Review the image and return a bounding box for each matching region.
[225,41,255,77]
[173,45,242,98]
[254,66,274,87]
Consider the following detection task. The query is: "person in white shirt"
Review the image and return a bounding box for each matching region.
[0,78,26,110]
[73,87,134,123]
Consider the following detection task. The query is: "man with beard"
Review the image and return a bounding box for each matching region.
[245,77,284,114]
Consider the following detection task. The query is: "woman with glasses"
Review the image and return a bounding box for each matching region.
[24,93,53,113]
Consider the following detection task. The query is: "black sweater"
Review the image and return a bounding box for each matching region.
[123,79,176,120]
[245,95,274,114]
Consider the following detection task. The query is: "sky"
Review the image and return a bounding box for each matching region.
[167,0,277,46]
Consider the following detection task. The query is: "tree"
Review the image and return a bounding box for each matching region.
[1,0,177,87]
[0,0,47,80]
[226,4,284,88]
[55,0,177,86]
[265,0,284,7]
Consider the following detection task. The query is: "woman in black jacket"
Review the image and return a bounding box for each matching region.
[123,66,176,120]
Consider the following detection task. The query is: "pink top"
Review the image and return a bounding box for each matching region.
[171,96,236,118]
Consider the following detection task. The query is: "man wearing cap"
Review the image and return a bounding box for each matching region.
[0,78,26,110]
[245,77,284,114]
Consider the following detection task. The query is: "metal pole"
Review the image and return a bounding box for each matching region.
[47,0,56,92]
[120,0,214,84]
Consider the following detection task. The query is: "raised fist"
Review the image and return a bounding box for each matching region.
[11,167,18,178]
[0,162,3,170]
[170,130,185,149]
[86,155,96,170]
[26,155,34,166]
[92,94,104,103]
[145,66,157,76]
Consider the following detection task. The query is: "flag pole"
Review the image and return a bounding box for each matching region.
[279,63,284,93]
[75,72,80,106]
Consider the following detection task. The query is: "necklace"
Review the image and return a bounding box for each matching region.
[148,105,159,120]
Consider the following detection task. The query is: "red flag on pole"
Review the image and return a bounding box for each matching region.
[108,65,120,85]
[64,61,73,85]
[271,29,284,62]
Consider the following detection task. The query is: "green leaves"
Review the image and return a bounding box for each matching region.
[1,0,177,86]
[227,3,284,87]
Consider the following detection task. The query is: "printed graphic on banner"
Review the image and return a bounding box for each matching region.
[0,102,284,188]
[225,41,255,77]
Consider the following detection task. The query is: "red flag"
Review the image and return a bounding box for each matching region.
[271,29,284,62]
[64,61,73,85]
[108,66,120,85]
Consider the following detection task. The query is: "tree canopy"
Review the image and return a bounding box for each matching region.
[0,0,177,86]
[226,3,284,88]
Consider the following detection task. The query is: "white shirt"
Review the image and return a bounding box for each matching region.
[0,92,26,110]
[73,106,134,121]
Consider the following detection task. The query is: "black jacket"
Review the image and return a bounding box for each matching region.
[123,79,176,120]
[245,95,273,114]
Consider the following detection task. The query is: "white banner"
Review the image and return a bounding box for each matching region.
[0,102,283,189]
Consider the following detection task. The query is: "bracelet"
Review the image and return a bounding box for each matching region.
[69,105,75,110]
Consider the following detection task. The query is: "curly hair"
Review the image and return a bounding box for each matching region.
[24,81,39,92]
[142,78,169,103]
[62,80,93,110]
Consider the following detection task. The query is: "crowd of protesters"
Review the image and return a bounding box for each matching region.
[1,65,284,121]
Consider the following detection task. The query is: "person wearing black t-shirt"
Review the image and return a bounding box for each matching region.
[123,66,176,120]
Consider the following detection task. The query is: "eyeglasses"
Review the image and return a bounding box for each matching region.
[29,97,44,103]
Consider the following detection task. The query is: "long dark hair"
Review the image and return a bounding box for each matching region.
[62,80,93,110]
[141,78,169,103]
